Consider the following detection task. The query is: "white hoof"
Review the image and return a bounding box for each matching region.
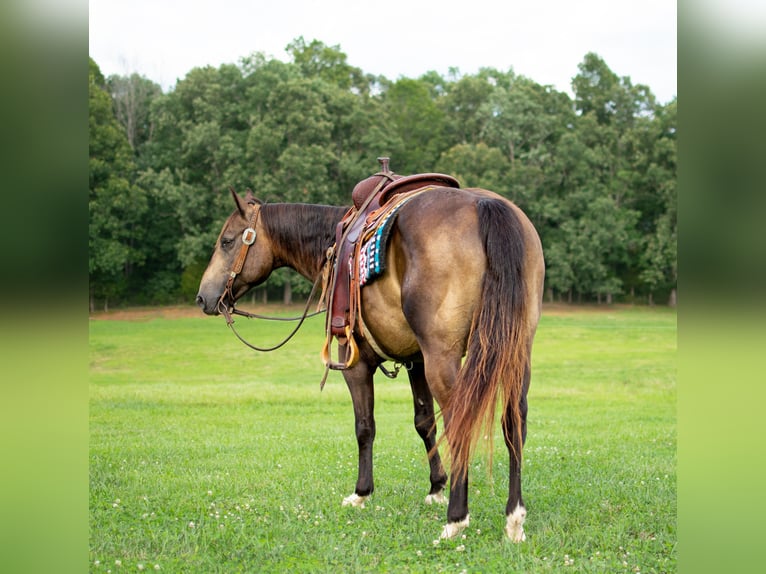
[425,490,447,505]
[504,504,527,542]
[440,514,469,539]
[342,493,368,508]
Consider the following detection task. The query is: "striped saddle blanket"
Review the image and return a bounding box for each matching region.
[358,205,397,287]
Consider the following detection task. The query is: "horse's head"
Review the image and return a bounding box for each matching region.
[196,189,275,315]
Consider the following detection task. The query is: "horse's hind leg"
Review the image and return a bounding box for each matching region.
[502,365,530,542]
[341,354,378,508]
[420,353,470,539]
[407,362,448,504]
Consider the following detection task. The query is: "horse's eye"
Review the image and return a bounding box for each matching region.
[221,237,235,250]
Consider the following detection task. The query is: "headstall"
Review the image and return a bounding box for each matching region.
[216,202,324,352]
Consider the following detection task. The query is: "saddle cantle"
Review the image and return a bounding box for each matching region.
[321,157,460,372]
[351,170,460,211]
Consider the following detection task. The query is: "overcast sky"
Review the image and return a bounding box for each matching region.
[89,0,677,103]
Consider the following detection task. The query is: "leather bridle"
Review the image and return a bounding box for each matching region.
[215,202,324,352]
[216,202,260,318]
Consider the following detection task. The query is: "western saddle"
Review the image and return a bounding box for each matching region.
[320,157,460,372]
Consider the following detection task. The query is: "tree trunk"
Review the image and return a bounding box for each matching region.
[668,288,677,307]
[283,281,292,305]
[606,292,612,305]
[648,292,654,306]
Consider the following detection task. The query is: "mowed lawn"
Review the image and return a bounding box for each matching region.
[89,305,676,573]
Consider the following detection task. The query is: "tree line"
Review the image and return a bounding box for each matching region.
[89,37,676,310]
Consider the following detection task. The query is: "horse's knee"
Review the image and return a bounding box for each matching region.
[355,418,375,444]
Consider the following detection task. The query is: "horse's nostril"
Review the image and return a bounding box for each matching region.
[195,294,205,308]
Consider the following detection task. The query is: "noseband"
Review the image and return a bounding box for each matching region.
[216,203,324,352]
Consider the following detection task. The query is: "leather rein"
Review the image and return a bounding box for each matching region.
[215,203,325,352]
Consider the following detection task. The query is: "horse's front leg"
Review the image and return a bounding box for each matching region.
[407,362,448,504]
[341,354,377,508]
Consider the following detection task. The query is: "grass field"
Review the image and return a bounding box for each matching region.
[89,304,676,573]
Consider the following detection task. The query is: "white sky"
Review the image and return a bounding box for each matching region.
[89,0,677,103]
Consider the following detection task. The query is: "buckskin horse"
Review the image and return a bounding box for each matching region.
[196,172,544,542]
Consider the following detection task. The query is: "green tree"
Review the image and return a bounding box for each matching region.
[477,75,574,217]
[89,58,148,310]
[382,77,448,173]
[544,189,639,303]
[143,64,251,275]
[441,74,494,144]
[107,72,162,152]
[286,36,370,93]
[435,142,508,190]
[572,52,621,125]
[245,75,337,206]
[481,76,572,168]
[551,53,670,302]
[132,168,185,304]
[639,99,677,305]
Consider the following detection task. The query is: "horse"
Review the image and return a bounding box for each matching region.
[196,185,545,541]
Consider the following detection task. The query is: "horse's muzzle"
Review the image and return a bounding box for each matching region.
[195,293,220,316]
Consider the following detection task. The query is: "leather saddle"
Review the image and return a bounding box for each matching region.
[351,170,460,211]
[321,158,460,371]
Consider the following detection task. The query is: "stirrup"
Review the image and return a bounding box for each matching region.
[321,325,360,370]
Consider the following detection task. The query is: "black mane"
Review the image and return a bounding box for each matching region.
[261,203,349,279]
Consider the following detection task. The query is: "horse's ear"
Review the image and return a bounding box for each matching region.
[244,188,262,206]
[230,187,250,218]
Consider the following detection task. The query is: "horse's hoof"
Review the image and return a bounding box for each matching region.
[425,490,447,505]
[504,504,527,542]
[440,515,469,539]
[342,493,367,508]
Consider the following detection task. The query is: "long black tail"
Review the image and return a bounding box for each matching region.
[444,198,530,480]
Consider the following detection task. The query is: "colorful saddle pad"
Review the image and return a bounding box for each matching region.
[357,190,426,287]
[358,209,397,287]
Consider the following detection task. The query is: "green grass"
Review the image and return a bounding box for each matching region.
[89,305,676,573]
